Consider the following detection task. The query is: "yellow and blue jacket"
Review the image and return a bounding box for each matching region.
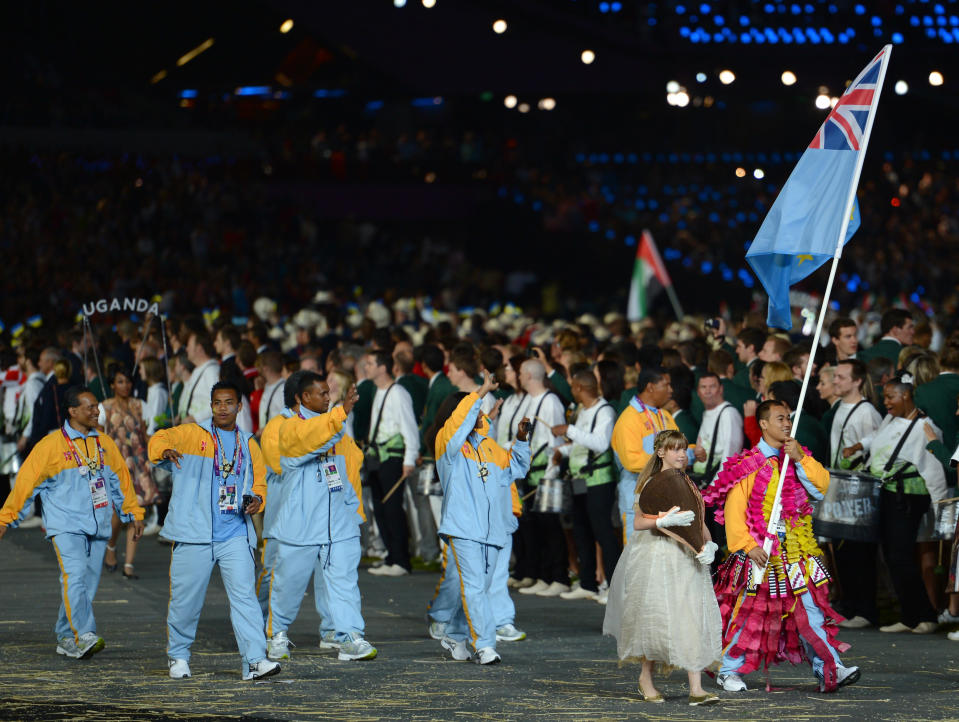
[148,420,267,549]
[271,405,365,546]
[259,408,292,538]
[0,423,143,539]
[435,393,530,548]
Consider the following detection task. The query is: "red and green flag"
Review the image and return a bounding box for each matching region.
[627,230,679,321]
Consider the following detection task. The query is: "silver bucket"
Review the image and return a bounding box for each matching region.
[0,439,20,476]
[415,462,442,496]
[532,477,571,514]
[811,469,881,543]
[918,495,959,542]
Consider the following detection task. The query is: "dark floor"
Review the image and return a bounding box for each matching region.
[1,528,958,721]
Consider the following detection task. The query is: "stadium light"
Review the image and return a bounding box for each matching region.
[929,70,944,86]
[394,0,407,6]
[504,94,517,109]
[581,49,596,64]
[894,80,908,95]
[666,80,680,93]
[830,96,839,108]
[518,102,530,113]
[753,168,765,179]
[781,70,797,85]
[422,0,436,7]
[493,19,507,34]
[279,19,294,33]
[735,167,746,178]
[674,91,690,107]
[696,72,707,83]
[815,93,831,109]
[538,97,557,110]
[176,38,215,67]
[719,69,735,84]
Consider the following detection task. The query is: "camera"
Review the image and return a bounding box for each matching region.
[704,318,721,331]
[242,494,255,512]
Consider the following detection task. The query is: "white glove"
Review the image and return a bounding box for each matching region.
[655,507,695,529]
[696,541,719,566]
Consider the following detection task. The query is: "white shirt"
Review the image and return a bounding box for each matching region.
[559,398,616,469]
[520,389,565,477]
[694,402,744,482]
[259,379,284,430]
[237,395,253,433]
[369,383,420,466]
[864,414,947,503]
[829,398,882,467]
[144,383,169,436]
[19,371,47,439]
[496,392,527,448]
[178,359,220,422]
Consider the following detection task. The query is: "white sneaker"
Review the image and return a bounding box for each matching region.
[536,582,571,597]
[838,615,872,629]
[440,637,471,661]
[368,563,409,577]
[912,621,939,634]
[76,632,105,659]
[56,637,81,658]
[879,622,913,633]
[596,591,609,606]
[267,631,290,660]
[717,673,747,692]
[141,507,161,536]
[168,658,191,679]
[948,629,959,641]
[496,623,527,642]
[474,646,501,665]
[512,577,535,589]
[518,580,549,595]
[243,659,281,681]
[319,631,342,650]
[337,636,377,661]
[939,610,959,624]
[18,515,44,529]
[559,586,598,601]
[817,663,861,691]
[429,620,448,640]
[506,577,522,589]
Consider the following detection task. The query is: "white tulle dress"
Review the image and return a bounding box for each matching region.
[603,509,722,672]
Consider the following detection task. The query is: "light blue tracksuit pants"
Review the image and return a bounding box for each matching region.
[489,535,515,627]
[51,533,107,641]
[444,537,500,651]
[430,536,515,629]
[267,537,364,640]
[167,536,266,665]
[719,590,840,677]
[427,542,458,624]
[256,539,279,619]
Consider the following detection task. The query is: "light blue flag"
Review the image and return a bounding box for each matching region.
[747,46,889,329]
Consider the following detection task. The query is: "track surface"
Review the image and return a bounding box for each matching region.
[2,529,958,721]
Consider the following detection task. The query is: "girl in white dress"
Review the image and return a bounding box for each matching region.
[603,429,722,705]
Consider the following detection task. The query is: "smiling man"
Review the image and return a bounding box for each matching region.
[0,386,144,660]
[149,381,278,682]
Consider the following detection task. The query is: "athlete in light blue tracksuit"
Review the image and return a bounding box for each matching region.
[265,372,376,662]
[148,381,279,682]
[431,374,531,664]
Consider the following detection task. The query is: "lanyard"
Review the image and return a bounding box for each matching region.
[211,427,242,484]
[61,426,104,475]
[636,399,665,432]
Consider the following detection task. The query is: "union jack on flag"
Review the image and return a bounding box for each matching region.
[809,47,886,151]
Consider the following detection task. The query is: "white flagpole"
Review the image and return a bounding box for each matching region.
[751,45,892,582]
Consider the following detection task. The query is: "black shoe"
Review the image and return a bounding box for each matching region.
[122,564,139,580]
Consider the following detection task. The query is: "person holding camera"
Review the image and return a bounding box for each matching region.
[148,381,279,682]
[428,372,531,664]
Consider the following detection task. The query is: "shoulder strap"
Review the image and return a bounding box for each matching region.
[368,383,394,444]
[883,413,925,473]
[506,393,526,442]
[833,399,869,467]
[582,401,614,472]
[264,383,281,418]
[704,404,729,472]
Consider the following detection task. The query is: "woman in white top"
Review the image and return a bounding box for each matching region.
[139,357,170,436]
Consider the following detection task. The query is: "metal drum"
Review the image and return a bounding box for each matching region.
[811,469,882,543]
[0,439,20,476]
[917,495,959,542]
[532,477,571,514]
[414,462,442,497]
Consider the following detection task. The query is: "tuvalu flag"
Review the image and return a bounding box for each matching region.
[746,46,890,330]
[626,230,674,321]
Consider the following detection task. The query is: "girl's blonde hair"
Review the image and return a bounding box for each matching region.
[762,361,793,388]
[635,429,688,495]
[328,369,354,406]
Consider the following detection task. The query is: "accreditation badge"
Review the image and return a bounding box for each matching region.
[218,484,238,514]
[321,462,343,493]
[89,477,109,509]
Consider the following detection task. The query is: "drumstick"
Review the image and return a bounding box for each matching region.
[521,489,537,501]
[937,496,959,505]
[534,416,553,428]
[381,472,411,504]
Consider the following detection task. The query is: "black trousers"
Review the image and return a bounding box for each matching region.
[879,488,936,627]
[529,511,569,585]
[570,483,621,592]
[368,458,411,571]
[833,540,879,624]
[512,515,537,581]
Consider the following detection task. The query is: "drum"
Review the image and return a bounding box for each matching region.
[0,439,20,476]
[532,477,571,514]
[414,462,442,497]
[811,469,882,543]
[917,494,959,542]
